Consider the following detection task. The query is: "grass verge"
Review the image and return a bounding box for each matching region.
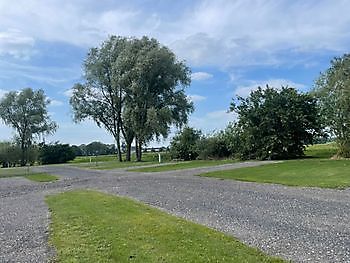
[73,160,158,170]
[130,159,238,172]
[46,190,284,263]
[25,173,58,182]
[200,159,350,189]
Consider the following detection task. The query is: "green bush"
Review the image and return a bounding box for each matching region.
[170,127,201,160]
[40,143,76,164]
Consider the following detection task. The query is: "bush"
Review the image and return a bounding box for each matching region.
[40,143,76,164]
[0,141,21,167]
[170,127,201,160]
[196,135,231,160]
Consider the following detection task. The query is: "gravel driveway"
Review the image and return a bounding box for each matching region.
[0,161,349,262]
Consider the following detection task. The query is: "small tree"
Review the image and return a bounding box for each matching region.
[314,54,350,157]
[0,88,57,165]
[230,86,321,160]
[170,127,201,160]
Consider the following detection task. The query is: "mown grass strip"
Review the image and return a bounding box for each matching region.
[25,173,58,182]
[130,159,238,172]
[200,159,350,189]
[46,190,284,263]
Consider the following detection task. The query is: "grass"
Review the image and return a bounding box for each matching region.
[200,143,350,189]
[25,173,58,182]
[304,142,338,158]
[73,160,158,170]
[46,190,284,263]
[0,167,58,182]
[200,159,350,189]
[130,159,238,172]
[70,152,170,170]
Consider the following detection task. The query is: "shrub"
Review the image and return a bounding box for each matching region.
[40,143,76,164]
[170,127,201,160]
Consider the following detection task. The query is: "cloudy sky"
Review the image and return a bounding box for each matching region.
[0,0,349,146]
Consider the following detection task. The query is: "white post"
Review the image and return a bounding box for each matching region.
[158,153,161,163]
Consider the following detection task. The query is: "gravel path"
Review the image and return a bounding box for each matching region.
[0,161,349,262]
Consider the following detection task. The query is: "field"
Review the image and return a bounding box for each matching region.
[46,190,284,263]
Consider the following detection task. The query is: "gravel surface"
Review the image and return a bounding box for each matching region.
[0,161,349,262]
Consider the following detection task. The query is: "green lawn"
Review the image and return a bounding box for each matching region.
[46,190,284,263]
[25,173,58,182]
[200,159,350,189]
[304,143,337,158]
[130,159,238,172]
[0,167,58,182]
[0,166,31,178]
[73,160,158,170]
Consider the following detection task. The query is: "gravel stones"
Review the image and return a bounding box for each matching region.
[0,162,349,262]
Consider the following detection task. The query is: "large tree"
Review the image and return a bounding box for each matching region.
[314,54,350,157]
[0,88,57,165]
[70,36,193,162]
[70,36,128,162]
[230,86,321,160]
[124,37,193,161]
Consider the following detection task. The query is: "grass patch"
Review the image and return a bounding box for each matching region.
[304,143,337,159]
[200,159,350,189]
[73,160,158,170]
[46,190,283,263]
[25,173,58,182]
[130,159,238,172]
[0,166,41,178]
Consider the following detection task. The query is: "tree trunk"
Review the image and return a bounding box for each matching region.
[137,141,142,162]
[115,131,123,162]
[125,141,132,162]
[20,143,26,166]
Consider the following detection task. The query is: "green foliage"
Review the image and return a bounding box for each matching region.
[314,54,350,157]
[230,86,322,160]
[39,143,76,164]
[196,134,231,160]
[0,88,57,165]
[84,141,116,156]
[46,190,283,262]
[170,127,201,160]
[0,141,21,167]
[70,36,193,162]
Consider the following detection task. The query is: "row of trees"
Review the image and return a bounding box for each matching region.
[169,53,350,160]
[0,142,76,167]
[170,86,323,160]
[0,34,350,163]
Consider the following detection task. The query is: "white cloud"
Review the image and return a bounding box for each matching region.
[0,89,8,99]
[63,89,73,97]
[0,29,35,59]
[234,79,307,98]
[191,71,213,81]
[190,110,236,134]
[187,94,206,103]
[1,1,350,66]
[49,99,64,107]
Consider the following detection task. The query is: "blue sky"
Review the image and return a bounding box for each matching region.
[0,0,349,146]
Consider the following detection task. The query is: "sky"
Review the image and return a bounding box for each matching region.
[0,0,349,146]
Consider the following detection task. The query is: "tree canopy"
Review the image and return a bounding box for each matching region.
[0,88,57,165]
[230,86,321,160]
[314,54,350,157]
[70,36,193,162]
[170,127,201,161]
